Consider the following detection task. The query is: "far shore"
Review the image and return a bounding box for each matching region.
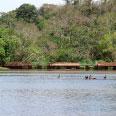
[0,69,116,74]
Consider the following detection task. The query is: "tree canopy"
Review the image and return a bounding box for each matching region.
[16,4,38,23]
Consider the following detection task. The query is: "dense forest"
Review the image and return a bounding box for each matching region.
[0,0,116,67]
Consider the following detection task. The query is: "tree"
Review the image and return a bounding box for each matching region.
[0,11,16,29]
[0,1,116,66]
[0,28,21,65]
[16,4,38,23]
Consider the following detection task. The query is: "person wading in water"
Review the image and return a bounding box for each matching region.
[85,76,88,80]
[104,75,107,80]
[58,74,60,79]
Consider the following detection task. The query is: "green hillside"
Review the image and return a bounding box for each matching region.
[0,0,116,67]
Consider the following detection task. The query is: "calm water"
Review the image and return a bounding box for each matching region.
[0,71,116,116]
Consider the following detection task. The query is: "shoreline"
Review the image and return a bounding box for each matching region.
[0,69,116,74]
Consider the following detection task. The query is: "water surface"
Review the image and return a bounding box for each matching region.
[0,71,116,116]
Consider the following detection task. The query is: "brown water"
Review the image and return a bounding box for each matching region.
[0,71,116,116]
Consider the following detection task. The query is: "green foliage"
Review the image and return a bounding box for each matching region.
[0,28,21,65]
[16,4,38,23]
[0,1,116,67]
[36,19,45,30]
[0,11,16,29]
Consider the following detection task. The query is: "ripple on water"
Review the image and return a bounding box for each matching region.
[0,72,116,116]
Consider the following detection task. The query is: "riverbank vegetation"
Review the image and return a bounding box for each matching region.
[0,0,116,68]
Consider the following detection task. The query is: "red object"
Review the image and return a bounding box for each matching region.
[97,62,116,67]
[5,62,32,69]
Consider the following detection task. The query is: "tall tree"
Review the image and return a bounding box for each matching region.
[16,4,38,23]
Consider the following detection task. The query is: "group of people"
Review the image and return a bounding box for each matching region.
[57,74,107,80]
[85,75,96,80]
[85,75,107,80]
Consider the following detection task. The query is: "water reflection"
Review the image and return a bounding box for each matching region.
[0,72,116,116]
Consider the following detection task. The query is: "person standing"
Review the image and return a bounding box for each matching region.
[104,75,107,80]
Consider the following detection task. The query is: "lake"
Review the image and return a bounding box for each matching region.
[0,71,116,116]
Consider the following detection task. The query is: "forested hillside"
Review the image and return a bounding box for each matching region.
[0,0,116,67]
